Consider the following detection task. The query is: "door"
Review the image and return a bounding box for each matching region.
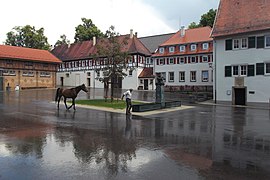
[234,88,246,105]
[144,79,148,90]
[60,77,64,86]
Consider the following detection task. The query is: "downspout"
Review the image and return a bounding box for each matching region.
[214,40,217,104]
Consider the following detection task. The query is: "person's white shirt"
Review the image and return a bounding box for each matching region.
[15,85,20,91]
[123,90,132,100]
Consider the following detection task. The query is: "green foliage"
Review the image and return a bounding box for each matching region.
[5,25,51,50]
[54,34,70,47]
[188,8,217,29]
[74,18,104,42]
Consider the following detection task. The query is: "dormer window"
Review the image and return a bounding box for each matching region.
[179,45,185,52]
[202,43,209,50]
[169,46,175,53]
[190,44,197,51]
[159,47,164,54]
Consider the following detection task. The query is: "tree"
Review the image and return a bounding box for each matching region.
[54,34,70,47]
[188,8,217,29]
[95,26,131,102]
[74,18,104,42]
[5,25,51,50]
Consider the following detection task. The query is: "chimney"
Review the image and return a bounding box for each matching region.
[135,32,138,37]
[180,26,185,37]
[130,29,134,39]
[93,36,96,46]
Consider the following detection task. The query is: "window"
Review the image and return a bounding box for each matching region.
[169,46,175,53]
[179,71,185,82]
[96,70,100,77]
[201,71,209,82]
[3,70,16,76]
[179,45,185,52]
[191,56,196,63]
[241,38,248,49]
[140,79,143,84]
[265,63,270,74]
[256,63,264,75]
[265,36,270,48]
[233,65,239,76]
[128,57,133,64]
[225,66,232,77]
[202,56,208,62]
[233,39,240,49]
[168,72,174,82]
[159,47,164,54]
[129,70,133,76]
[40,72,51,77]
[159,58,165,65]
[87,72,91,76]
[202,43,209,50]
[190,44,197,51]
[240,65,247,76]
[225,39,233,50]
[257,36,265,48]
[247,65,255,77]
[22,71,34,77]
[190,71,196,82]
[248,36,256,48]
[180,57,185,64]
[169,58,174,64]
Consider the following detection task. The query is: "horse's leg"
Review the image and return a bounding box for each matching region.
[64,97,69,110]
[57,95,62,109]
[72,98,76,110]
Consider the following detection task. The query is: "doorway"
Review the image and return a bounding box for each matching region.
[87,78,91,87]
[234,87,246,105]
[60,77,64,86]
[144,79,148,90]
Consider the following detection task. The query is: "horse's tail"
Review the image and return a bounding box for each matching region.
[55,88,61,102]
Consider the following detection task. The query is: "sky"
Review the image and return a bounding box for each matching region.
[0,0,219,46]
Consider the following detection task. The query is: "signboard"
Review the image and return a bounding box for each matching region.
[234,77,244,87]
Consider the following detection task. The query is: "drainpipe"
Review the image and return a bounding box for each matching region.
[214,40,217,104]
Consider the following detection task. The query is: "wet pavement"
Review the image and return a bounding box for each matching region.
[0,88,270,180]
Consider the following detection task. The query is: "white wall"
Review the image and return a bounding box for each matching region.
[215,32,270,103]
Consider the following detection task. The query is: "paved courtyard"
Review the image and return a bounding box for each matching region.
[0,88,270,180]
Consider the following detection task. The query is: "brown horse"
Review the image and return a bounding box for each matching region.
[55,84,88,110]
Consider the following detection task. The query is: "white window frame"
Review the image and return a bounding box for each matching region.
[168,72,174,82]
[169,57,174,64]
[190,44,197,51]
[233,39,240,49]
[159,47,164,54]
[179,45,185,52]
[169,46,175,53]
[265,62,270,75]
[180,57,185,64]
[159,58,165,65]
[265,36,270,48]
[140,79,143,84]
[190,71,196,82]
[232,65,239,76]
[202,43,209,50]
[201,70,209,82]
[240,65,247,76]
[202,56,208,62]
[191,56,196,63]
[179,71,185,82]
[96,70,100,77]
[241,38,248,49]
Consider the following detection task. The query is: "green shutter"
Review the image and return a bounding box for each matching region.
[248,36,256,48]
[225,39,232,51]
[257,36,265,48]
[256,63,264,75]
[225,66,232,77]
[247,65,255,76]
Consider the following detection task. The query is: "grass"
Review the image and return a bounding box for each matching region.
[75,99,144,109]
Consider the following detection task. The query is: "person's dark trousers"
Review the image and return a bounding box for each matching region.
[126,98,132,114]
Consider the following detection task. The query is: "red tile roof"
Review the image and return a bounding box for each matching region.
[161,26,213,46]
[52,35,151,61]
[212,0,270,37]
[0,45,61,63]
[138,67,154,78]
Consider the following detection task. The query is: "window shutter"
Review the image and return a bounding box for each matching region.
[256,36,265,48]
[248,36,256,48]
[225,66,232,77]
[156,59,159,65]
[225,39,232,50]
[256,63,264,75]
[247,65,255,76]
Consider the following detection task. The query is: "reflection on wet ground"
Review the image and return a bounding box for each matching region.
[0,89,270,179]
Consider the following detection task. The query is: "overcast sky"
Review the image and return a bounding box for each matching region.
[0,0,219,46]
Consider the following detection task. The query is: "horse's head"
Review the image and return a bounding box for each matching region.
[81,84,88,93]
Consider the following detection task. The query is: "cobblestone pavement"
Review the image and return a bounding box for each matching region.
[0,88,270,180]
